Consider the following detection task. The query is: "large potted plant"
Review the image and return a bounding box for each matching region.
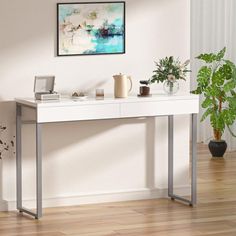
[192,47,236,158]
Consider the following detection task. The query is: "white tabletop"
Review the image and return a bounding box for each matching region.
[16,93,199,108]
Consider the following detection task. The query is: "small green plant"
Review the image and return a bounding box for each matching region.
[139,80,150,86]
[192,47,236,141]
[151,56,190,84]
[0,125,14,160]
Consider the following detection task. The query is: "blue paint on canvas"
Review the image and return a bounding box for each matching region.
[92,36,124,54]
[58,3,125,55]
[59,6,74,23]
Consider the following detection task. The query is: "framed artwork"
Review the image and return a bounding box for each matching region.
[57,2,126,56]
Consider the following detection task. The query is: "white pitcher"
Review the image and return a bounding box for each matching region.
[113,73,132,98]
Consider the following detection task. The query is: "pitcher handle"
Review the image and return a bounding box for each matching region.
[128,76,133,94]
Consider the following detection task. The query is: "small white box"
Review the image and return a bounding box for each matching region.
[34,76,60,101]
[35,93,61,101]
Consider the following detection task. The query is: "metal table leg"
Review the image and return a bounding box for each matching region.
[191,113,197,206]
[168,114,197,206]
[36,123,42,219]
[16,105,22,211]
[16,104,43,219]
[168,115,174,199]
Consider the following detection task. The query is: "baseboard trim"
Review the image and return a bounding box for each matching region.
[1,186,190,211]
[0,199,8,211]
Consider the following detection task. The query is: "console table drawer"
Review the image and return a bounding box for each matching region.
[120,99,199,117]
[37,104,120,123]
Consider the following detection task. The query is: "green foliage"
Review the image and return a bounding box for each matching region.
[192,47,236,140]
[140,80,150,86]
[196,47,226,63]
[151,56,190,84]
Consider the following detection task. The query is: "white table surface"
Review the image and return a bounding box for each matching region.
[16,93,199,108]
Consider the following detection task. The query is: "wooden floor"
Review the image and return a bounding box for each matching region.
[1,144,236,236]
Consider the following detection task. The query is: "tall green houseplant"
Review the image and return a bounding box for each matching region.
[192,47,236,156]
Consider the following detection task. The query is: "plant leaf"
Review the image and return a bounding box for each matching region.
[213,64,232,86]
[223,80,236,92]
[196,53,217,63]
[216,47,226,61]
[197,66,212,88]
[201,97,213,109]
[201,108,213,122]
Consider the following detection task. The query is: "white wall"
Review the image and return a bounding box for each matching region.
[0,0,190,210]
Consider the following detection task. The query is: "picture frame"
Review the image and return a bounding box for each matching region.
[57,1,126,56]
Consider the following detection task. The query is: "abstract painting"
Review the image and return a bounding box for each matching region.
[57,2,125,56]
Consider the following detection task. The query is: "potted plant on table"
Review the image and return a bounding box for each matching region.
[192,47,236,158]
[151,56,190,95]
[139,80,151,97]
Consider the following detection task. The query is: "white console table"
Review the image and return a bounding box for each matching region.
[16,94,199,219]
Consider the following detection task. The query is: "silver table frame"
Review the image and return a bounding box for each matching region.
[16,103,197,219]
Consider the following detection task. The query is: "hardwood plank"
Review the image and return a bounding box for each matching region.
[1,144,236,235]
